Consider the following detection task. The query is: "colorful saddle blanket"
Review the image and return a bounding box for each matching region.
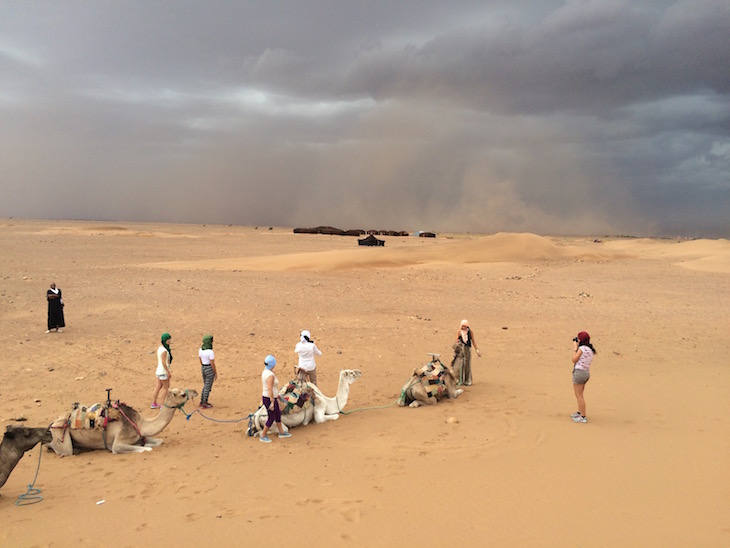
[68,403,121,430]
[280,381,312,414]
[416,362,447,398]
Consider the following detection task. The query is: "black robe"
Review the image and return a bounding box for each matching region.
[47,288,65,329]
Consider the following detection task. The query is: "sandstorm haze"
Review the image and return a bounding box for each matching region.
[1,1,728,237]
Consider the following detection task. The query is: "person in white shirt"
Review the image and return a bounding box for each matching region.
[295,330,323,386]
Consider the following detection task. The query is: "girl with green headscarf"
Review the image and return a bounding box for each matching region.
[198,334,217,409]
[151,332,173,409]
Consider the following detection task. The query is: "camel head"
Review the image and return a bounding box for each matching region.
[450,343,464,365]
[4,425,52,447]
[340,369,362,384]
[1,426,53,489]
[164,388,198,409]
[452,342,464,356]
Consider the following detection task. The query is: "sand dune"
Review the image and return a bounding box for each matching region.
[1,219,728,546]
[603,238,730,273]
[144,232,730,273]
[143,232,624,272]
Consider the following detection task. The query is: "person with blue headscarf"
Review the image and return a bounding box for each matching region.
[259,354,292,443]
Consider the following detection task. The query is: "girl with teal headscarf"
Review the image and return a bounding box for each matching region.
[151,332,173,409]
[161,332,173,362]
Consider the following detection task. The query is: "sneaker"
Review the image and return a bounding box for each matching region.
[200,403,212,409]
[45,330,51,334]
[572,414,587,423]
[278,432,292,438]
[58,329,63,333]
[150,403,160,409]
[259,436,272,443]
[570,412,581,419]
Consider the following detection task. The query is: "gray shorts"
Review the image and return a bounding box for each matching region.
[572,369,590,385]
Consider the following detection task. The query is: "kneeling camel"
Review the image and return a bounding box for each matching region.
[48,388,197,455]
[399,352,463,408]
[248,369,362,436]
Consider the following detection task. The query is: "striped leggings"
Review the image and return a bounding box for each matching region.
[201,365,215,403]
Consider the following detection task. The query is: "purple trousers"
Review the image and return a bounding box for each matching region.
[262,396,281,427]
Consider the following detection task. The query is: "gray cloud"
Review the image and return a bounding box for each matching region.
[1,1,728,237]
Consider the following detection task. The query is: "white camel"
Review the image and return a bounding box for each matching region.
[47,388,197,455]
[1,426,52,489]
[247,369,362,436]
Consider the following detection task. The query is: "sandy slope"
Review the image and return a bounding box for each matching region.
[1,219,728,547]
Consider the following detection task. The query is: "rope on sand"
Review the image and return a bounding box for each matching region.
[15,445,45,506]
[339,399,399,414]
[181,395,399,423]
[175,397,254,424]
[182,408,254,423]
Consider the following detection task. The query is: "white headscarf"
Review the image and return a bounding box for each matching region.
[459,320,470,343]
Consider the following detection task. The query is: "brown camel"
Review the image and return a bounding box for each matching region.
[0,426,52,489]
[399,352,463,408]
[47,388,197,455]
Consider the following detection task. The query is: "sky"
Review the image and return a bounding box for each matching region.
[1,1,728,237]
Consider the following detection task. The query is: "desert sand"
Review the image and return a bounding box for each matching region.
[1,219,729,547]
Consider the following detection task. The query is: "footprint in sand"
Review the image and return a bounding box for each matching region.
[174,482,190,494]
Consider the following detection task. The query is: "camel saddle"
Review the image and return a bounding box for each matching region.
[68,402,122,430]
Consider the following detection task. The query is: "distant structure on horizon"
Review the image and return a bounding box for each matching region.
[358,234,385,246]
[293,226,413,237]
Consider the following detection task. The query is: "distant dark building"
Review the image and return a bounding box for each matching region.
[294,226,364,235]
[358,234,385,246]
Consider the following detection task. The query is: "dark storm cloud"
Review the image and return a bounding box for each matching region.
[1,1,728,236]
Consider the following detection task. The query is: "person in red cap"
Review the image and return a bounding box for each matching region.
[571,331,597,423]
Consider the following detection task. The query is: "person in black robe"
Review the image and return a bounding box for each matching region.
[46,282,65,333]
